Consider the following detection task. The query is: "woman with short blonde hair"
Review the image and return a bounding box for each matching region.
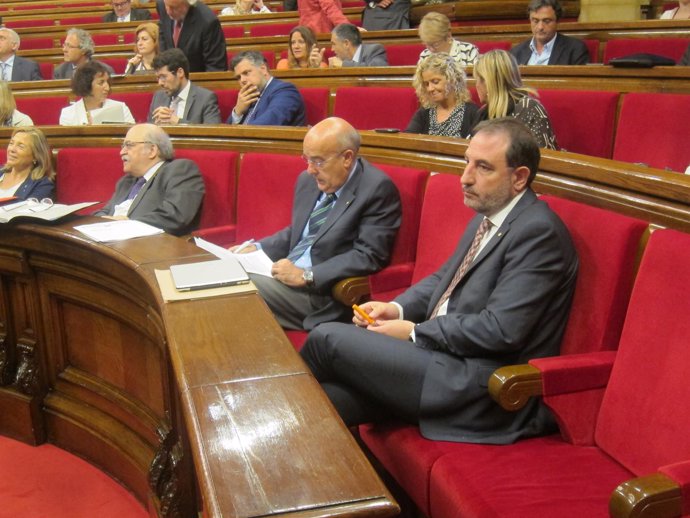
[406,53,480,137]
[125,22,159,75]
[417,12,478,67]
[473,49,558,149]
[0,81,34,127]
[0,127,55,200]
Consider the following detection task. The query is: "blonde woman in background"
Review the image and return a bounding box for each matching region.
[0,81,33,127]
[417,12,478,67]
[405,53,480,138]
[276,26,327,69]
[221,0,270,15]
[473,49,558,149]
[0,127,55,200]
[125,22,159,75]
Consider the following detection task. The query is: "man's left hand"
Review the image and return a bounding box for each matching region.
[272,259,306,287]
[367,319,415,340]
[328,56,343,68]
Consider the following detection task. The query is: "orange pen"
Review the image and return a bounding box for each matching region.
[352,304,376,325]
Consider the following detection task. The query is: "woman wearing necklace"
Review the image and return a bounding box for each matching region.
[0,128,55,201]
[405,53,480,138]
[59,61,135,126]
[661,0,690,19]
[125,23,159,75]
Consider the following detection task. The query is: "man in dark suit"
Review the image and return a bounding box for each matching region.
[510,0,589,65]
[300,118,578,444]
[227,50,306,126]
[94,123,205,236]
[102,0,152,22]
[327,23,389,67]
[232,117,401,330]
[148,48,221,124]
[0,28,42,82]
[156,0,227,72]
[53,28,115,80]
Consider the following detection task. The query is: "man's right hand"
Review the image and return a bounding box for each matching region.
[353,301,400,327]
[234,83,261,116]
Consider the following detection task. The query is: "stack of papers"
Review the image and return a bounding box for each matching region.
[75,220,164,241]
[194,237,273,277]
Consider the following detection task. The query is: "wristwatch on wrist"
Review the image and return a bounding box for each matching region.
[302,268,314,286]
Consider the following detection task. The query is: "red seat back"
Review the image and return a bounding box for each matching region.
[99,57,128,75]
[92,34,120,46]
[15,96,68,125]
[249,23,295,37]
[223,25,245,38]
[613,92,690,172]
[109,91,154,123]
[5,19,54,28]
[595,229,690,476]
[603,37,690,63]
[333,87,419,131]
[474,40,512,53]
[583,38,600,63]
[541,195,647,355]
[40,62,54,80]
[537,89,619,158]
[20,38,54,50]
[234,153,305,243]
[384,44,424,66]
[215,89,239,122]
[298,87,330,126]
[174,149,239,230]
[60,16,103,25]
[56,147,125,211]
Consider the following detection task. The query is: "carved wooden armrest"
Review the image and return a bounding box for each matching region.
[488,364,543,411]
[332,276,370,306]
[610,473,682,518]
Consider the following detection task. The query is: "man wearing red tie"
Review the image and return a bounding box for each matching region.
[156,0,227,72]
[300,118,579,445]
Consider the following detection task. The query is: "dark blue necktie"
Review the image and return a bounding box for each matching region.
[287,193,337,262]
[126,177,146,201]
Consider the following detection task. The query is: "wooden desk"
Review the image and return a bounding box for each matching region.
[0,216,398,518]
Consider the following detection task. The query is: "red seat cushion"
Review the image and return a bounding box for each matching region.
[613,92,690,172]
[333,87,419,131]
[384,44,425,66]
[537,89,619,158]
[298,87,330,126]
[56,148,125,211]
[429,435,633,518]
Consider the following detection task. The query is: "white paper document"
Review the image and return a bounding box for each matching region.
[0,201,97,223]
[193,237,274,277]
[75,219,164,241]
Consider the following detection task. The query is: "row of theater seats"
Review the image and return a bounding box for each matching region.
[15,86,690,172]
[27,143,690,516]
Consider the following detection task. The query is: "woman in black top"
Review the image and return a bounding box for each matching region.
[405,53,480,138]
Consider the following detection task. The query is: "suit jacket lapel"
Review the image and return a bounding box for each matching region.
[312,159,362,242]
[549,33,565,65]
[291,181,321,249]
[128,162,167,214]
[183,85,196,120]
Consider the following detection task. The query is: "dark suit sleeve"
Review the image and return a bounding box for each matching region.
[29,61,43,81]
[397,211,577,358]
[343,44,389,67]
[680,43,690,66]
[133,9,152,20]
[250,83,306,126]
[201,16,228,72]
[567,38,590,65]
[509,41,530,65]
[198,90,221,124]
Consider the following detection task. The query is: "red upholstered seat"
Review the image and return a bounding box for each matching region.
[474,40,512,53]
[123,32,136,44]
[536,89,619,158]
[20,37,54,51]
[0,149,6,164]
[109,91,154,123]
[361,196,647,516]
[603,37,690,63]
[385,44,425,66]
[223,25,245,38]
[249,23,296,37]
[92,34,120,46]
[5,19,54,28]
[174,149,239,240]
[99,57,128,75]
[60,16,103,25]
[370,174,474,301]
[56,148,125,212]
[427,228,690,517]
[583,38,600,62]
[613,92,690,172]
[299,87,330,126]
[215,89,239,122]
[15,96,69,126]
[40,62,54,80]
[333,87,419,131]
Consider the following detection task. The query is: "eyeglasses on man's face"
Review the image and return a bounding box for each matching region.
[301,152,345,169]
[112,0,131,8]
[121,140,152,150]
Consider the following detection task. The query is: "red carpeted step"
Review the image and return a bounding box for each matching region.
[0,435,147,518]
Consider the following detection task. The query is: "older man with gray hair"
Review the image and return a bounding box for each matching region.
[53,28,115,80]
[94,123,205,236]
[0,28,42,82]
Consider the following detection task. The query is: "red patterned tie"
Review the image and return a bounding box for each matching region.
[173,21,182,47]
[430,218,492,318]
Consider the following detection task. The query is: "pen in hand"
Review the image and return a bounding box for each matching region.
[352,304,376,326]
[234,238,255,253]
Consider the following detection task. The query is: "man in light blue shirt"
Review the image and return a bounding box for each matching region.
[509,0,589,66]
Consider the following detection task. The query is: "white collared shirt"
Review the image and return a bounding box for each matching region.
[171,80,192,119]
[528,34,558,65]
[0,55,15,81]
[112,161,164,217]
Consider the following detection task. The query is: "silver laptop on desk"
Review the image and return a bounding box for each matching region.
[170,257,250,291]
